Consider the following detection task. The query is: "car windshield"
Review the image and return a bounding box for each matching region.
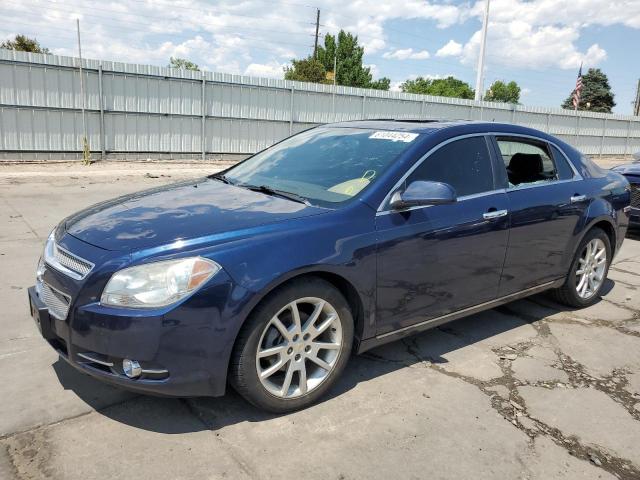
[223,127,419,207]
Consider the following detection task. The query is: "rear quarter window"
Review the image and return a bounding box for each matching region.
[549,145,575,180]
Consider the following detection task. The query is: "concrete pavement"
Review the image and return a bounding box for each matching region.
[1,162,639,479]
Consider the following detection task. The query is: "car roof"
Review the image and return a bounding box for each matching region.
[322,119,548,137]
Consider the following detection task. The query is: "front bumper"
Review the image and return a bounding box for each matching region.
[29,261,253,398]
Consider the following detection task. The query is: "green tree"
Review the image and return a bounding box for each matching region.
[315,30,389,90]
[400,76,475,99]
[1,34,50,54]
[284,58,327,83]
[319,31,370,87]
[368,77,391,90]
[168,57,199,71]
[484,80,521,104]
[562,68,615,113]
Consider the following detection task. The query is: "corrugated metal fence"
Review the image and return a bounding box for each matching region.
[1,48,639,160]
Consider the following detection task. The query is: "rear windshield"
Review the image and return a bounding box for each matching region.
[578,154,608,178]
[225,127,419,206]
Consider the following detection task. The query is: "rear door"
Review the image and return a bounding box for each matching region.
[491,135,588,295]
[375,135,510,335]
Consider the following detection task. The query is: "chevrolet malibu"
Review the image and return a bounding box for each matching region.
[29,120,631,412]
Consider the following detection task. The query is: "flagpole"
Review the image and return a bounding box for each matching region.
[574,62,582,112]
[474,0,491,101]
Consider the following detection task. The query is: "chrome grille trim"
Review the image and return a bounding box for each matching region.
[53,243,93,277]
[36,279,71,320]
[77,352,114,367]
[44,237,94,280]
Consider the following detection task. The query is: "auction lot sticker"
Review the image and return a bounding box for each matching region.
[369,131,419,142]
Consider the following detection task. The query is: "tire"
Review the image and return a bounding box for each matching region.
[229,277,354,413]
[550,227,612,308]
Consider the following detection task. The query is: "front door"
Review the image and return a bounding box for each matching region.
[491,136,589,295]
[375,135,509,335]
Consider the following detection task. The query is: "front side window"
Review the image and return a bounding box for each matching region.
[225,127,419,206]
[406,136,495,197]
[496,138,559,187]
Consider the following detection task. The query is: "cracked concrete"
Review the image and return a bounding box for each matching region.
[1,164,640,479]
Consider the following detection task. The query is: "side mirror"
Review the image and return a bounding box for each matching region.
[632,151,640,162]
[390,180,457,210]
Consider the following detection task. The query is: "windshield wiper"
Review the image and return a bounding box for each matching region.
[209,173,234,184]
[240,184,311,206]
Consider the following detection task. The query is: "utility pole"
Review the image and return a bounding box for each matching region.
[634,79,640,116]
[76,18,89,164]
[333,54,337,86]
[474,0,490,101]
[313,9,320,59]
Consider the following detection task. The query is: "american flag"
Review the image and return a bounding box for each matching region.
[572,63,583,110]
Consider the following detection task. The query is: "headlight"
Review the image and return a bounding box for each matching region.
[101,257,221,308]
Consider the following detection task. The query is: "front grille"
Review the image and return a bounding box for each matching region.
[36,279,71,320]
[631,183,640,208]
[51,243,93,278]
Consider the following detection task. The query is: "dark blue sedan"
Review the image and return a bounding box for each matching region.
[612,154,640,228]
[28,120,631,412]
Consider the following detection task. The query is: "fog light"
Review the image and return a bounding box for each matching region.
[123,359,142,378]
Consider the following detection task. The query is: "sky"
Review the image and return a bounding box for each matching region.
[1,0,639,114]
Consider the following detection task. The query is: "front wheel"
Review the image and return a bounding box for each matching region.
[551,227,611,308]
[230,277,353,413]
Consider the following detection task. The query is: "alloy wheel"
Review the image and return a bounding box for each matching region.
[255,297,343,399]
[575,238,607,299]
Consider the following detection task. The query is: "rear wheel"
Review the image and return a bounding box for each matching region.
[551,228,611,308]
[230,277,353,413]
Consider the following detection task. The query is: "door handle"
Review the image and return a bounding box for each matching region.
[570,194,587,203]
[483,209,508,220]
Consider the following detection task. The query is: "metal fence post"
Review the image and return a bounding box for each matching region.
[574,112,581,148]
[98,65,105,159]
[420,99,425,118]
[332,86,336,121]
[511,104,516,123]
[624,119,632,157]
[599,117,607,158]
[546,113,551,133]
[289,86,294,135]
[361,93,366,119]
[201,75,206,161]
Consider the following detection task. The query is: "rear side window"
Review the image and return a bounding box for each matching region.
[550,145,575,180]
[496,138,558,187]
[407,136,494,197]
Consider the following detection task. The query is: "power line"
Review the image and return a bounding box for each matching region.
[2,11,309,51]
[3,0,631,101]
[4,0,315,35]
[2,18,304,59]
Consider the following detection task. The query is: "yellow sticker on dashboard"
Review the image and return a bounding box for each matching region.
[369,131,419,142]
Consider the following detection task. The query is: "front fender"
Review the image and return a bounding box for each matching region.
[204,202,379,394]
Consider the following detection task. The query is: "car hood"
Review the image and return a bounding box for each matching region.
[64,178,329,252]
[612,162,640,176]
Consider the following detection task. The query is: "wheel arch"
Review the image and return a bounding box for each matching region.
[230,268,369,360]
[580,216,617,255]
